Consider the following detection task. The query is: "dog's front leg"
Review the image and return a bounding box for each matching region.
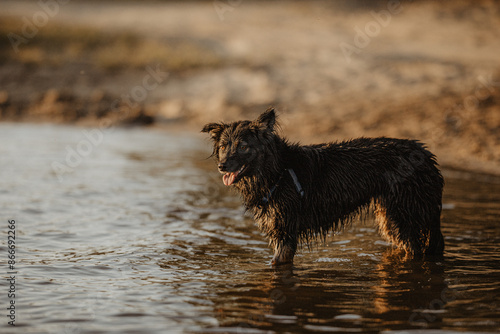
[271,240,296,266]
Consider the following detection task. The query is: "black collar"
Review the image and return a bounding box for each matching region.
[261,168,304,205]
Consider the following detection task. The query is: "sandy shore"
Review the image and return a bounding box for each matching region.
[1,0,499,175]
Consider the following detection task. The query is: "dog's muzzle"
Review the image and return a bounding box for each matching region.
[219,164,246,186]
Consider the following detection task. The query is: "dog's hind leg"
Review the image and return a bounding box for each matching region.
[376,192,444,258]
[375,200,428,258]
[424,214,445,256]
[374,203,399,247]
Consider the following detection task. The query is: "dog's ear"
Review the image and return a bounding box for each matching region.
[202,122,225,141]
[255,108,276,132]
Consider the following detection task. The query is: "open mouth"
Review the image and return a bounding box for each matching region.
[222,165,246,186]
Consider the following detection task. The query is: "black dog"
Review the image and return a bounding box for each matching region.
[202,108,444,265]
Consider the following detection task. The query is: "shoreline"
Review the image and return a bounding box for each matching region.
[3,117,500,178]
[1,0,499,177]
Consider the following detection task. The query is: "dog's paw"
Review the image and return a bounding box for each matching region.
[271,243,296,266]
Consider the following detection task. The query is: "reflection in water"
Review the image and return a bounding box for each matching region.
[209,253,451,333]
[1,124,499,333]
[372,253,448,328]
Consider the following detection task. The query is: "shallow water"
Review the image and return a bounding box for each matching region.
[1,123,499,334]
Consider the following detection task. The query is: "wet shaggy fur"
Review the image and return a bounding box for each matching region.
[202,109,444,265]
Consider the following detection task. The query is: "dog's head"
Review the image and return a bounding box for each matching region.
[202,108,277,186]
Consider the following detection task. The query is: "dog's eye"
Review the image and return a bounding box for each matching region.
[240,144,248,150]
[220,143,227,150]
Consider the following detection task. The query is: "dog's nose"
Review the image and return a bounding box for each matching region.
[218,163,226,171]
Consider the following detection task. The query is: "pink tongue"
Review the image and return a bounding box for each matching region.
[222,172,238,186]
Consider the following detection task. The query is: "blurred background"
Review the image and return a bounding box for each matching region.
[1,0,499,174]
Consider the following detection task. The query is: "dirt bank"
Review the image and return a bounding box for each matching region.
[1,0,499,175]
